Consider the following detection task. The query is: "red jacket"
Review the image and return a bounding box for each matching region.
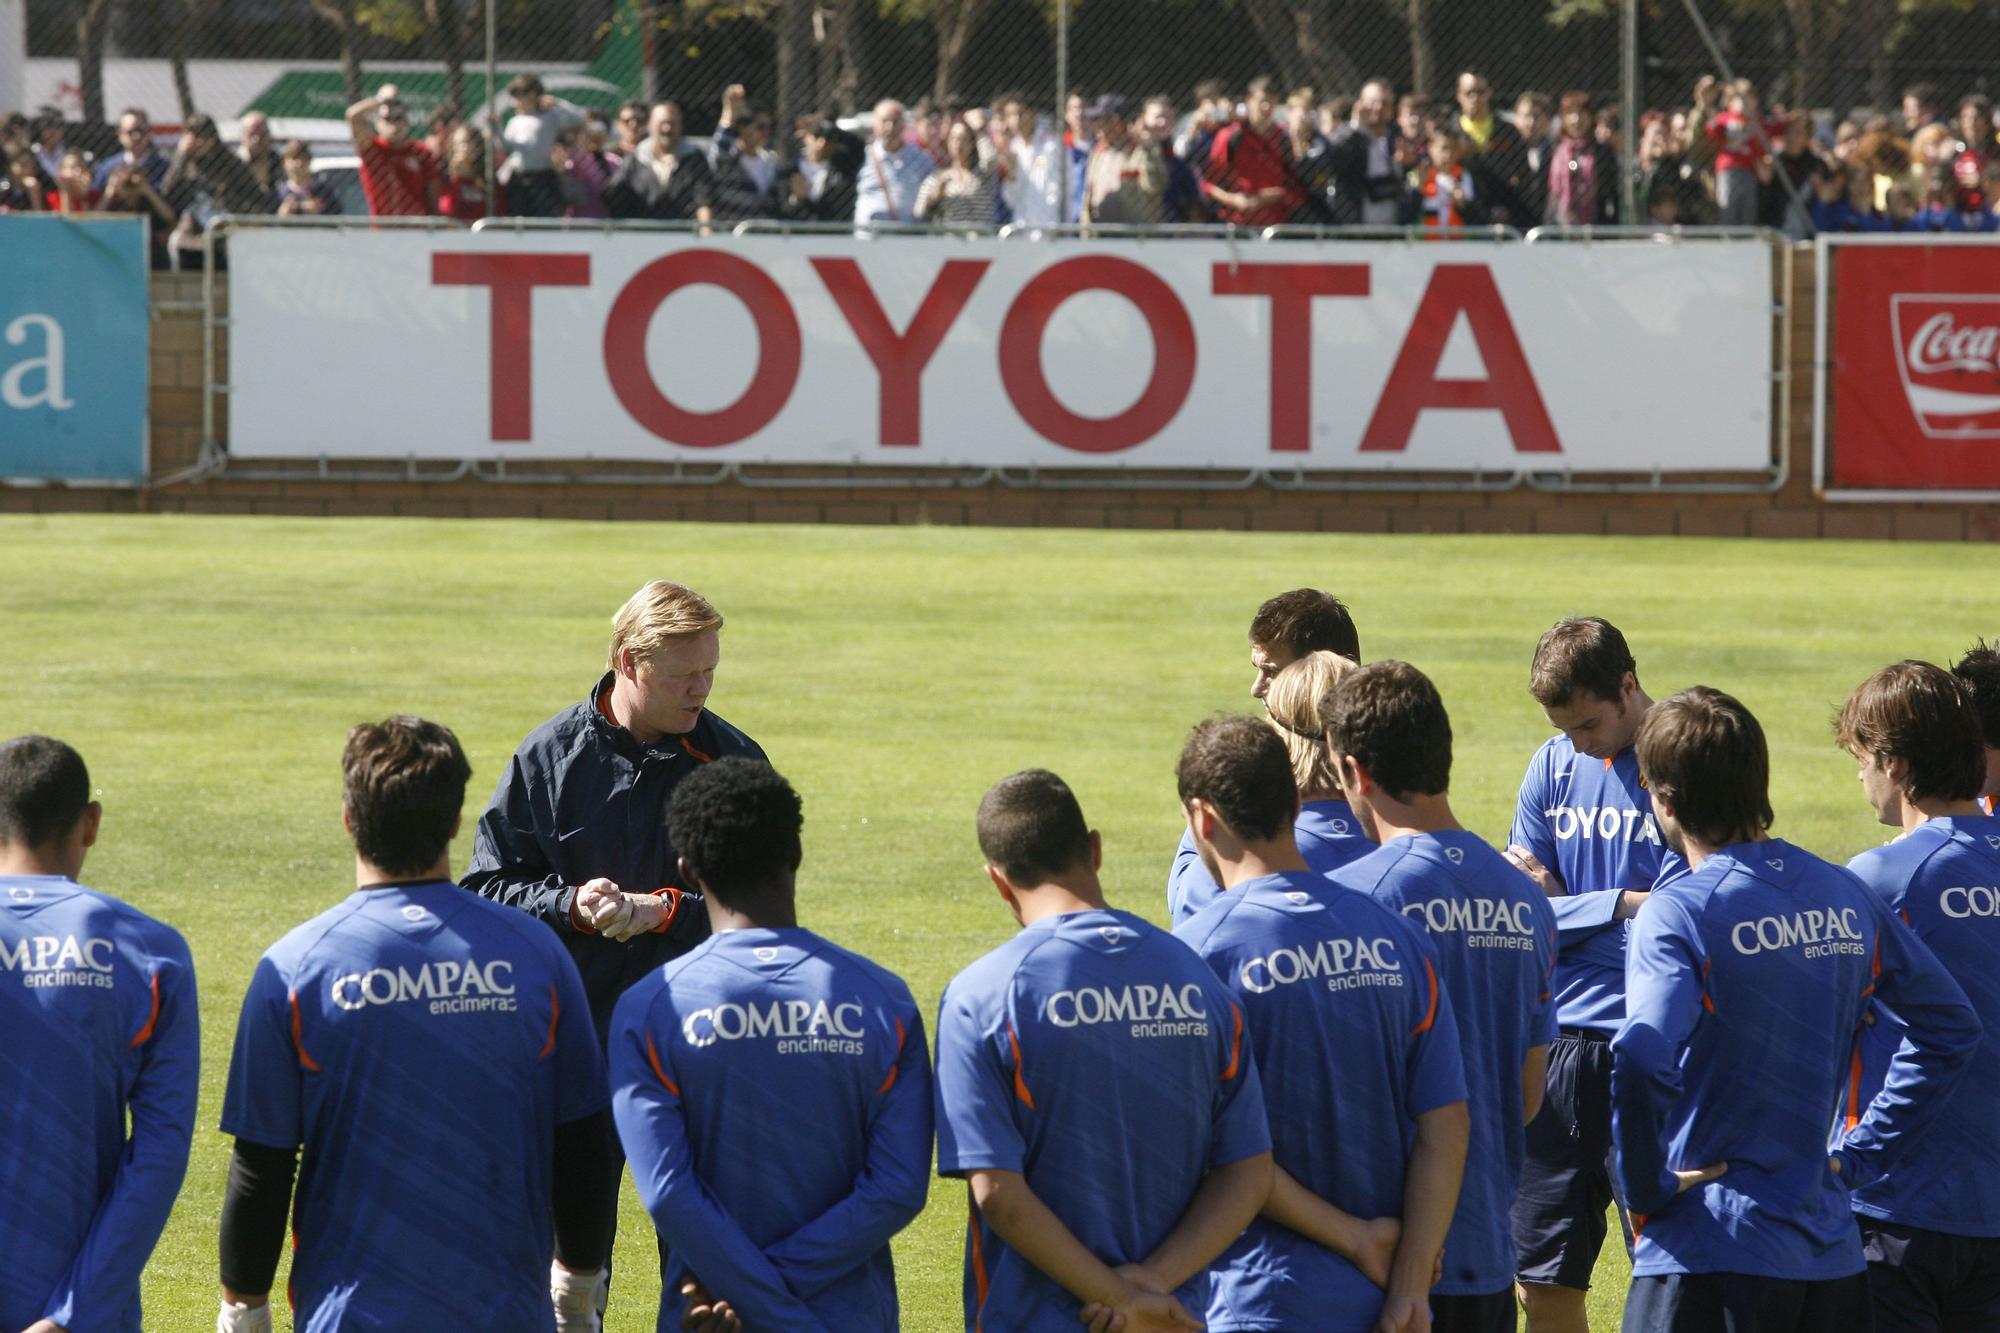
[1203,121,1304,226]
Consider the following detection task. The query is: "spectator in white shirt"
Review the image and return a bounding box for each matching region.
[500,74,585,217]
[995,90,1064,227]
[855,98,933,228]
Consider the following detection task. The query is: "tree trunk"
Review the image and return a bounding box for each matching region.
[1406,0,1433,98]
[423,0,465,116]
[933,0,989,104]
[77,0,115,127]
[1236,0,1362,103]
[830,0,860,115]
[1786,0,1815,112]
[167,0,196,121]
[777,0,814,139]
[308,0,365,104]
[1857,0,1891,114]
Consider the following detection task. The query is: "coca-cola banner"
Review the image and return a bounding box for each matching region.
[228,228,1774,470]
[1826,238,2000,494]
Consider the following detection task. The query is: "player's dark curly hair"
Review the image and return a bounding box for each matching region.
[343,716,471,877]
[1636,686,1774,848]
[1324,661,1453,799]
[1176,715,1296,842]
[1250,589,1360,662]
[1954,638,2000,750]
[668,758,803,901]
[0,735,91,848]
[976,769,1093,887]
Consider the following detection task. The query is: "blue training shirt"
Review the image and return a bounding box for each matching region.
[609,927,933,1333]
[1169,799,1374,925]
[934,908,1271,1333]
[1511,738,1679,1033]
[1843,815,2000,1237]
[1175,872,1468,1333]
[1328,831,1558,1296]
[1612,839,1980,1280]
[220,880,606,1331]
[0,875,198,1333]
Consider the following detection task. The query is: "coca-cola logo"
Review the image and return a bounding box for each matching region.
[1891,295,2000,438]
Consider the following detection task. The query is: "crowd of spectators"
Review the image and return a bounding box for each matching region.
[8,70,2000,254]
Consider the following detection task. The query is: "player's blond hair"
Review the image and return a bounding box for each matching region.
[1266,651,1359,797]
[607,580,723,669]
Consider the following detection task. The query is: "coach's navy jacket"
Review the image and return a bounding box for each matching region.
[462,672,766,1038]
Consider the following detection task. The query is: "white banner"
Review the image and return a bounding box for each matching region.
[229,228,1772,470]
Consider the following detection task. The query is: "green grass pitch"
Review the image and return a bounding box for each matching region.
[3,514,1992,1331]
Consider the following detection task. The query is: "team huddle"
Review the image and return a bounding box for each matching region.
[3,580,1998,1333]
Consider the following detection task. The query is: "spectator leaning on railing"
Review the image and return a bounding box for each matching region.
[708,85,791,223]
[275,140,341,216]
[500,74,584,219]
[1142,95,1206,222]
[605,101,713,225]
[346,85,441,217]
[1202,76,1304,228]
[1548,90,1619,226]
[1698,75,1779,226]
[238,111,282,205]
[788,118,861,223]
[1324,80,1407,225]
[1455,71,1531,226]
[163,111,271,265]
[855,98,932,227]
[1080,95,1166,227]
[94,107,171,193]
[439,125,502,225]
[995,90,1064,228]
[915,118,1002,229]
[561,114,619,220]
[46,149,97,214]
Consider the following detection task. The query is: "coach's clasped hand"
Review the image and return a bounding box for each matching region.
[215,1298,273,1333]
[576,877,674,942]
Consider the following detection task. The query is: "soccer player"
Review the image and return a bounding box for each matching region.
[1170,652,1375,922]
[217,716,615,1333]
[936,769,1274,1332]
[1836,662,2000,1332]
[1503,617,1679,1333]
[0,735,198,1333]
[1323,661,1558,1333]
[464,579,763,1311]
[1169,590,1368,919]
[1951,638,2000,812]
[1174,715,1471,1333]
[1615,686,1981,1333]
[609,758,932,1332]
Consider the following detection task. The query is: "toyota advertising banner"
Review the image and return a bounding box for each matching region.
[1823,236,2000,497]
[229,228,1773,471]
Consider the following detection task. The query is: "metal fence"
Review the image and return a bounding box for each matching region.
[13,1,2000,231]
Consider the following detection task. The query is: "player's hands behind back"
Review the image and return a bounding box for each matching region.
[679,1277,741,1333]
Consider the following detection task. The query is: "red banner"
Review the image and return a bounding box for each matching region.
[1831,241,2000,491]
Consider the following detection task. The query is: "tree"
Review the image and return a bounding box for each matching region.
[1235,0,1363,99]
[309,0,366,105]
[76,0,115,125]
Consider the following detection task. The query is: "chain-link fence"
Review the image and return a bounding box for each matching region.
[8,0,2000,239]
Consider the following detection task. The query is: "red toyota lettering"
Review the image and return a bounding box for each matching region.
[432,252,592,442]
[1212,263,1371,452]
[603,250,801,447]
[997,256,1196,453]
[812,257,990,447]
[1359,264,1561,454]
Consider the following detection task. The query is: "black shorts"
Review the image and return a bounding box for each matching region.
[1623,1270,1871,1333]
[1860,1216,2000,1333]
[1430,1289,1517,1333]
[1513,1029,1617,1289]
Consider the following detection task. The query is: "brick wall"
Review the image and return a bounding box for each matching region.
[6,256,1994,541]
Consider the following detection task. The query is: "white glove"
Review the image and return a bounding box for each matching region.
[552,1261,606,1333]
[217,1300,274,1333]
